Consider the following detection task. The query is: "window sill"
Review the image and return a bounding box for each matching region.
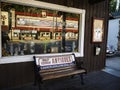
[0,52,83,64]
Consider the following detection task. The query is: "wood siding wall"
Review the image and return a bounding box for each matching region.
[0,0,109,89]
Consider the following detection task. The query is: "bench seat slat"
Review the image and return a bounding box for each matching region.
[40,67,77,75]
[42,69,86,80]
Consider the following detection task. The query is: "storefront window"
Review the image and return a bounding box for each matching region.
[1,1,84,57]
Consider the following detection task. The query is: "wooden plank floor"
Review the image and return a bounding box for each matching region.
[1,71,120,90]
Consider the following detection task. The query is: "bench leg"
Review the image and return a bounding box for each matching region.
[34,75,37,86]
[38,76,43,90]
[71,75,75,78]
[38,83,42,90]
[34,77,41,90]
[34,74,43,90]
[80,74,84,85]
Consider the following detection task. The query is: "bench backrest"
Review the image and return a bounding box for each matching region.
[33,54,87,81]
[33,54,76,70]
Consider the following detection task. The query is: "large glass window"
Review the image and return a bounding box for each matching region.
[0,1,85,58]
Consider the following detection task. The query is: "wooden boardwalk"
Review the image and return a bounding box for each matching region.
[2,71,120,90]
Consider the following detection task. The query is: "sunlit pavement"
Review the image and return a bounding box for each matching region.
[103,56,120,77]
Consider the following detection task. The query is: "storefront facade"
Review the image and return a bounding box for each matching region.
[0,0,109,89]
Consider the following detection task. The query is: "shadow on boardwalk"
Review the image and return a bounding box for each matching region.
[2,71,120,90]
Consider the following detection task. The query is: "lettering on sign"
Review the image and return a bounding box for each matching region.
[36,55,75,69]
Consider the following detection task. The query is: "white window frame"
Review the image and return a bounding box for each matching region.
[0,0,85,64]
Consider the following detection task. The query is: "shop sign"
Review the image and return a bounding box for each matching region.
[35,55,75,69]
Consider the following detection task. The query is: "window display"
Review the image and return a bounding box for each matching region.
[1,2,80,57]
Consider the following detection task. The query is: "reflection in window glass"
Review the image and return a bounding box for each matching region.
[1,2,80,57]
